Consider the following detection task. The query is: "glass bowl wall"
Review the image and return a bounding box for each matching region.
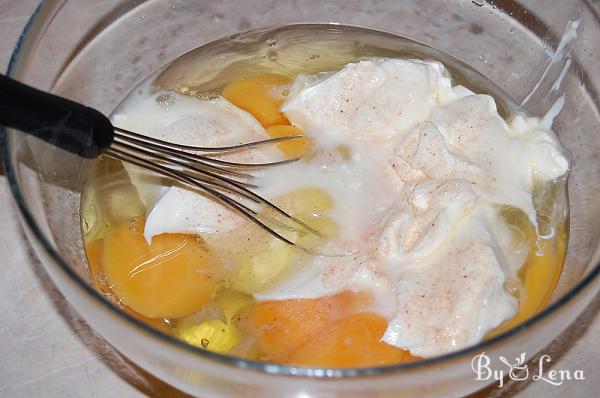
[2,1,599,396]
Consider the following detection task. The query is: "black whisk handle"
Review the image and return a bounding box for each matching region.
[0,74,114,158]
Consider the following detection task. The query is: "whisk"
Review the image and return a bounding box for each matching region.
[0,74,313,245]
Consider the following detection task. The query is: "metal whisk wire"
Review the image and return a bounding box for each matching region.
[0,74,318,245]
[105,127,316,245]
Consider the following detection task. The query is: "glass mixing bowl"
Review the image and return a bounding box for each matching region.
[2,0,599,396]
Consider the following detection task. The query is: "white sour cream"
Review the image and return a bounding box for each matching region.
[113,58,569,357]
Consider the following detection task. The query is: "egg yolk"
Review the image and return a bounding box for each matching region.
[242,291,418,367]
[176,289,252,354]
[267,124,308,158]
[85,238,175,334]
[98,218,218,319]
[86,238,108,294]
[487,211,566,337]
[229,188,337,295]
[222,73,310,157]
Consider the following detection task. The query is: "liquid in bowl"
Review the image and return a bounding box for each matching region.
[81,24,569,368]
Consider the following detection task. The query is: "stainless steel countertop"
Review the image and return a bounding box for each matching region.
[0,1,598,396]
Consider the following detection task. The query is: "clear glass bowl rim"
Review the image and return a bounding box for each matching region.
[1,0,600,379]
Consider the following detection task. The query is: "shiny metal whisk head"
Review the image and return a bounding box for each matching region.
[105,126,316,245]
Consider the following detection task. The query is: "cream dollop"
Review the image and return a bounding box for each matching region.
[265,58,568,356]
